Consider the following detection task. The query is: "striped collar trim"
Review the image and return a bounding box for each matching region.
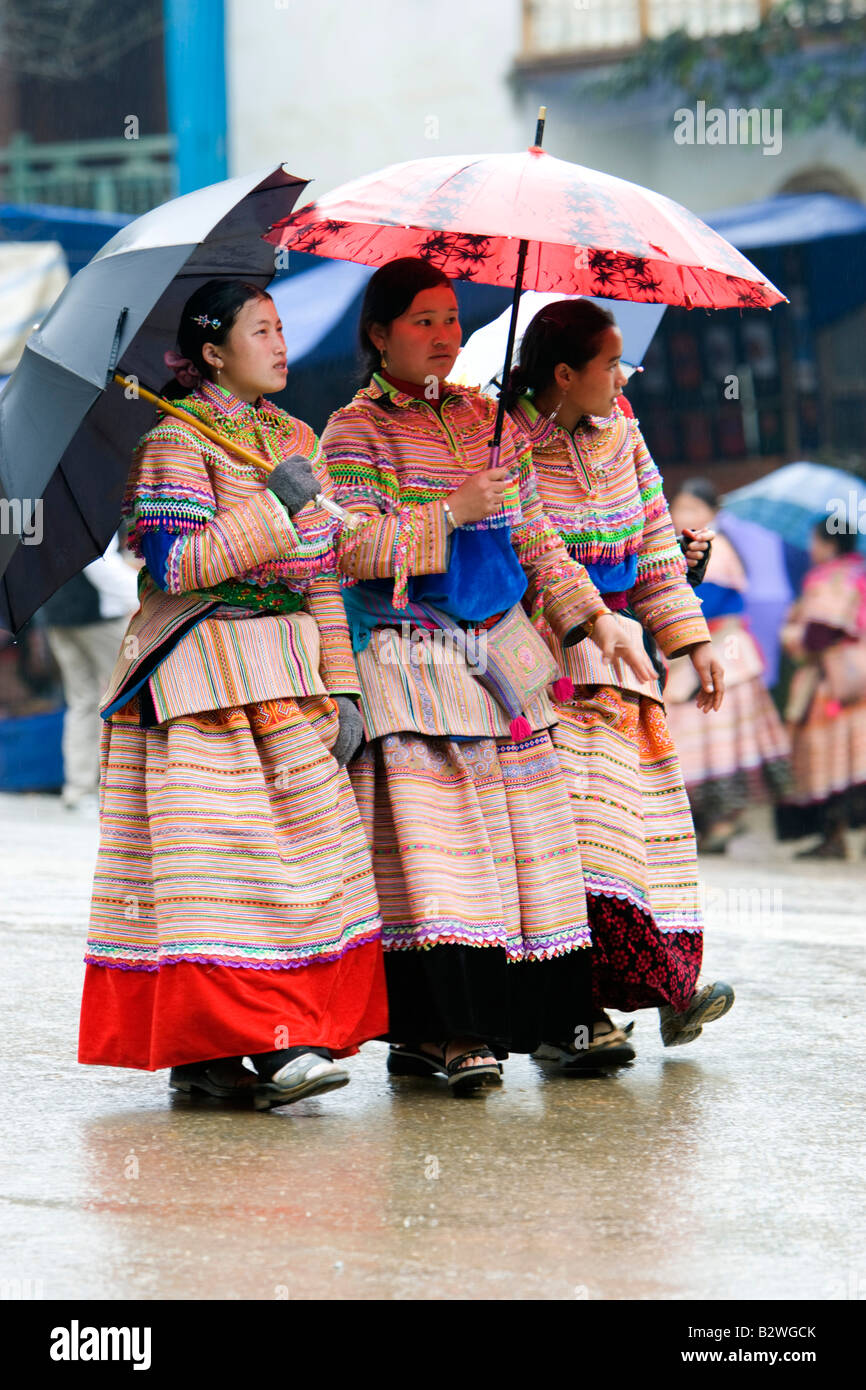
[514,395,620,444]
[195,379,264,419]
[363,372,475,409]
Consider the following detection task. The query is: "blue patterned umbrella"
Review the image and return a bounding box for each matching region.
[723,462,866,556]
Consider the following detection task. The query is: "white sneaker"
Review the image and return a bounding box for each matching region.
[253,1052,349,1110]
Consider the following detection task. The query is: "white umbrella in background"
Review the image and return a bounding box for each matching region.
[452,292,667,394]
[0,241,69,375]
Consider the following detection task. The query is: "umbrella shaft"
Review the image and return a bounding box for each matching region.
[490,237,530,456]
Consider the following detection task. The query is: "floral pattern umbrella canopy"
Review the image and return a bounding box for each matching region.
[265,148,786,311]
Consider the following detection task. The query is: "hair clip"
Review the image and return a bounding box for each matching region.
[192,314,221,329]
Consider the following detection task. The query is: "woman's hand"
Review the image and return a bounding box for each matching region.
[591,613,657,684]
[447,466,514,526]
[682,526,714,568]
[688,640,725,711]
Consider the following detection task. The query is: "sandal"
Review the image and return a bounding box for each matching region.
[169,1056,258,1101]
[387,1043,447,1077]
[446,1046,503,1096]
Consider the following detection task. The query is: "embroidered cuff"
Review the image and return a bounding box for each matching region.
[543,573,608,647]
[641,597,710,657]
[304,578,361,696]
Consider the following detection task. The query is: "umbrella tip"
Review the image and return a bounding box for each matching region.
[532,105,547,152]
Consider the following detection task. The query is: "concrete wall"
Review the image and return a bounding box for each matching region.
[227,0,526,199]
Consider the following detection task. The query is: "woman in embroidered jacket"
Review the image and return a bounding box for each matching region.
[776,518,866,858]
[78,280,386,1109]
[665,478,790,853]
[506,299,735,1064]
[321,258,654,1094]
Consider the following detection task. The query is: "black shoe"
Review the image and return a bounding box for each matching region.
[169,1057,258,1100]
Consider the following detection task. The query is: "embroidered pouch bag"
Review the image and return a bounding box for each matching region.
[425,602,560,741]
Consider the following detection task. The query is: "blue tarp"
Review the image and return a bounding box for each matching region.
[706,192,866,248]
[270,259,375,366]
[705,192,866,329]
[0,202,132,276]
[0,707,63,791]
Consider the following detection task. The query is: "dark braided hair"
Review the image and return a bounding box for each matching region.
[676,477,720,512]
[813,516,859,555]
[358,257,453,382]
[504,298,616,409]
[163,278,270,398]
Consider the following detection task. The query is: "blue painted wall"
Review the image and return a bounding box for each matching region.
[162,0,228,195]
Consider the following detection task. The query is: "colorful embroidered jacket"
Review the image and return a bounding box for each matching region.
[510,397,710,701]
[322,375,609,740]
[100,380,359,724]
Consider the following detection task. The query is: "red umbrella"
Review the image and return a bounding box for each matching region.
[265,111,785,457]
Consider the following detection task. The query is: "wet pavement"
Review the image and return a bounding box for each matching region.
[1,792,863,1301]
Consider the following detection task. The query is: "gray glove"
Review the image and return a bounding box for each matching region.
[331,695,365,767]
[266,454,320,516]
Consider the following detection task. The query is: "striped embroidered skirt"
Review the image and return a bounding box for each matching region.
[664,618,790,832]
[79,693,386,1070]
[776,690,866,839]
[551,687,702,1013]
[665,677,791,831]
[348,729,592,1052]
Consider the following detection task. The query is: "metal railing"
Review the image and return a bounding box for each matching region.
[522,0,774,56]
[0,132,177,213]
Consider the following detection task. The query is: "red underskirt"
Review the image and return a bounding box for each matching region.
[78,940,388,1071]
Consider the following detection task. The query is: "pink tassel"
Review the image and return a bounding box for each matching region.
[509,715,533,742]
[551,677,574,703]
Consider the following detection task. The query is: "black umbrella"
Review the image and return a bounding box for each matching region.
[0,164,309,632]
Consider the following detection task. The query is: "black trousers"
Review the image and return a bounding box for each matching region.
[383,942,592,1057]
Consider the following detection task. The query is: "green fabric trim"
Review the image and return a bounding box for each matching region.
[193,579,304,613]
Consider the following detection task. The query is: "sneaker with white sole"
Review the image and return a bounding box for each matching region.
[253,1052,350,1110]
[659,981,735,1048]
